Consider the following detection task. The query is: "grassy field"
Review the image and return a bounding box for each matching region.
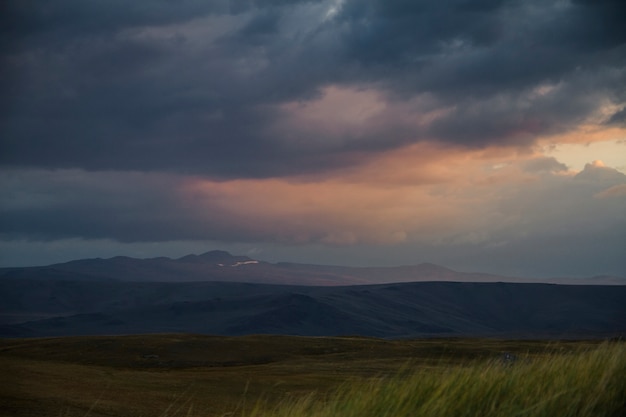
[0,335,623,417]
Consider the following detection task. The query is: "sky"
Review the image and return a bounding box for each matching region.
[1,0,625,278]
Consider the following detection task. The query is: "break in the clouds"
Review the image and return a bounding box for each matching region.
[1,0,625,276]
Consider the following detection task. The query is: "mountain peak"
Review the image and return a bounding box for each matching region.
[198,250,235,260]
[177,250,253,264]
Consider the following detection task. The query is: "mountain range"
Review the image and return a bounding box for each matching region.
[2,250,624,286]
[1,251,624,339]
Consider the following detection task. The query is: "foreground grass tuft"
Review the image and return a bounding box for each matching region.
[244,342,626,417]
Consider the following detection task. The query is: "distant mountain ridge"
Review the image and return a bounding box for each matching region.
[1,250,624,286]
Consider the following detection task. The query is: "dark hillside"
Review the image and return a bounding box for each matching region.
[1,280,624,338]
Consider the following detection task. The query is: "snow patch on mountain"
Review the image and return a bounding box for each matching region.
[217,260,259,267]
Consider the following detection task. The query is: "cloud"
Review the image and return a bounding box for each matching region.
[2,153,623,251]
[607,107,626,126]
[0,166,451,245]
[1,0,624,178]
[575,160,626,183]
[522,157,568,173]
[595,184,626,199]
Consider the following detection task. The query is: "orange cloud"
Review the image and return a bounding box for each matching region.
[594,184,626,199]
[539,125,626,146]
[178,140,579,247]
[268,85,453,152]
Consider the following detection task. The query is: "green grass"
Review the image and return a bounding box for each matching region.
[244,342,626,417]
[0,335,623,417]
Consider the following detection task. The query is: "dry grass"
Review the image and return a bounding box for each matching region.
[244,342,626,417]
[0,335,619,416]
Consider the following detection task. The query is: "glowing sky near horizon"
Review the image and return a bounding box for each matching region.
[1,0,625,277]
[543,140,626,173]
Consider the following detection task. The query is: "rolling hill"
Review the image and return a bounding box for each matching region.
[1,279,624,339]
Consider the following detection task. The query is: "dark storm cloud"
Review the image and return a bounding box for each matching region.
[607,107,626,126]
[1,0,625,177]
[336,0,625,92]
[0,1,318,40]
[330,0,626,146]
[336,0,505,67]
[0,170,264,242]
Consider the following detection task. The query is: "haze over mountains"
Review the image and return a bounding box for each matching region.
[1,250,624,286]
[1,251,624,339]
